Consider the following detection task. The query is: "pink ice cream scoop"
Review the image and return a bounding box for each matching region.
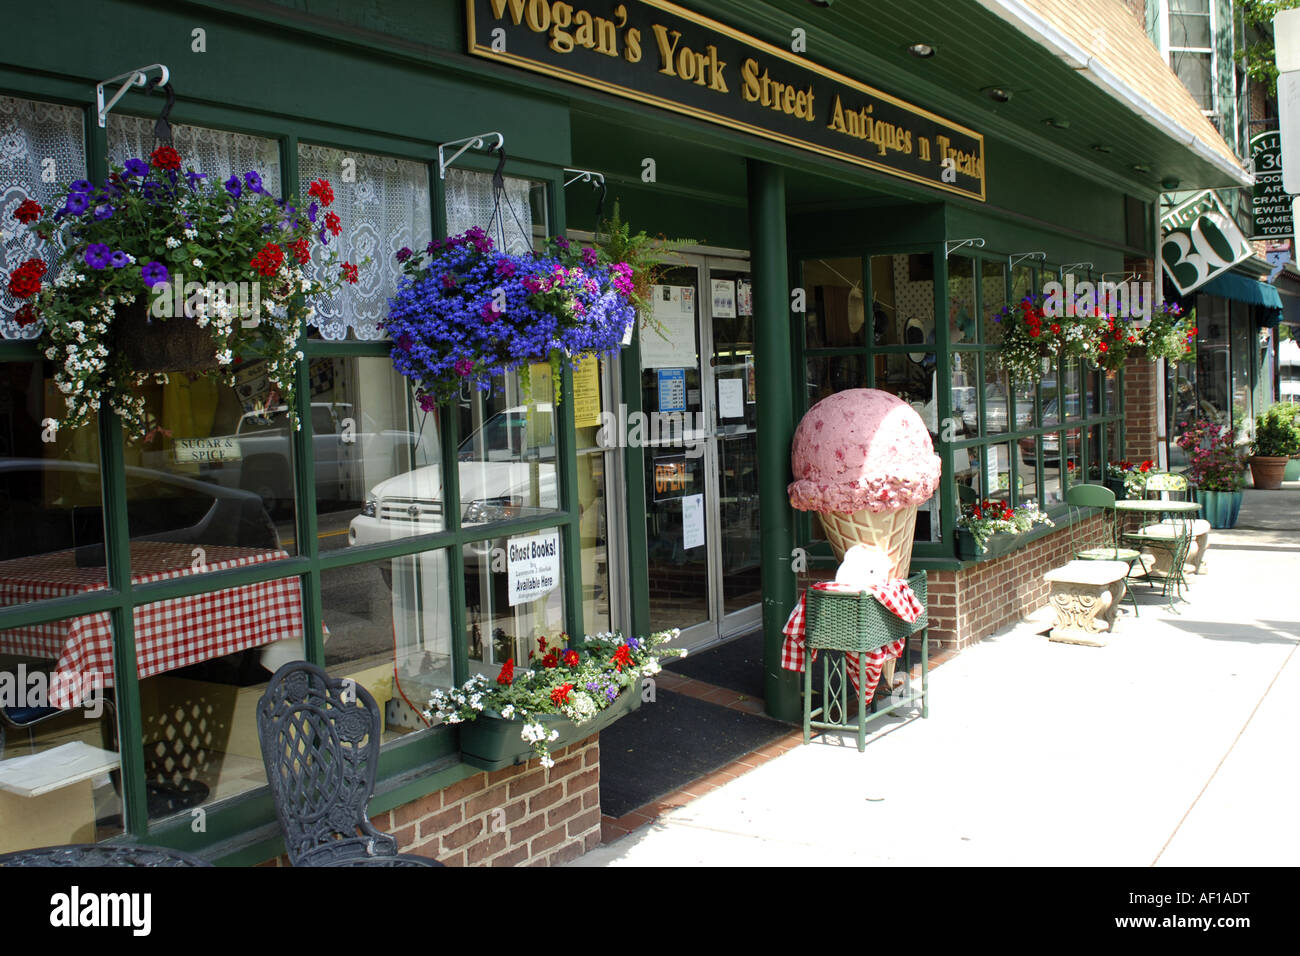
[788,389,941,514]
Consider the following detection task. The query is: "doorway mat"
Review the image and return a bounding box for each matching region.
[598,688,791,819]
[662,629,767,699]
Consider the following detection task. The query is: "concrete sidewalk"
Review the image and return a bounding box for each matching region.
[573,488,1300,867]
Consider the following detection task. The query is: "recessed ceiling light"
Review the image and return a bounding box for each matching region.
[984,87,1013,102]
[1131,163,1150,173]
[1092,144,1113,153]
[908,43,935,58]
[1044,117,1071,129]
[1161,177,1181,190]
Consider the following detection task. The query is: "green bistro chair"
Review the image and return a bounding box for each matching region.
[1121,472,1194,611]
[1065,483,1141,616]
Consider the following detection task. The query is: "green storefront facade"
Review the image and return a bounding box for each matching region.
[0,0,1248,864]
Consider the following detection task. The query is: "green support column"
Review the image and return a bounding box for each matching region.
[748,159,800,723]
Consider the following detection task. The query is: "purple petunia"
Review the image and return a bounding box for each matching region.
[185,171,207,190]
[224,175,242,198]
[84,243,112,269]
[395,247,413,262]
[244,171,263,193]
[109,250,130,269]
[63,193,89,215]
[581,247,598,267]
[93,204,114,221]
[626,637,640,651]
[141,260,169,289]
[123,158,149,179]
[307,202,318,224]
[454,358,473,376]
[417,394,437,412]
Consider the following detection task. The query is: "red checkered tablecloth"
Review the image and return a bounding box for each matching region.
[781,580,922,699]
[0,542,303,708]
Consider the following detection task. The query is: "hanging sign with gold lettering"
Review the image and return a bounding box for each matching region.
[467,0,986,201]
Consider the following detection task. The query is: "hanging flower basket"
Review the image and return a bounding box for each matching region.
[7,148,361,437]
[384,228,636,408]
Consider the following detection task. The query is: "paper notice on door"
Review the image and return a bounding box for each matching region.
[718,378,744,419]
[737,278,753,316]
[682,493,704,550]
[711,278,736,318]
[641,284,697,369]
[571,354,602,428]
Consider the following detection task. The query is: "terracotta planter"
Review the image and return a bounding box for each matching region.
[1195,490,1242,529]
[457,685,641,772]
[1249,455,1290,491]
[113,305,219,375]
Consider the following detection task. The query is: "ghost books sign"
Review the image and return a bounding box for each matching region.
[1160,190,1255,296]
[466,0,986,200]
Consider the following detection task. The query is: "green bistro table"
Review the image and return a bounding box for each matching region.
[1114,499,1203,608]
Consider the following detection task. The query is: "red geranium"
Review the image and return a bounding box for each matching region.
[12,199,43,224]
[496,658,514,686]
[1098,341,1109,353]
[307,179,335,206]
[324,212,342,236]
[7,257,46,298]
[550,683,573,705]
[1049,323,1061,334]
[150,146,182,171]
[340,261,358,284]
[1139,460,1153,473]
[291,238,311,265]
[610,645,632,671]
[563,649,579,668]
[250,242,285,277]
[13,304,38,327]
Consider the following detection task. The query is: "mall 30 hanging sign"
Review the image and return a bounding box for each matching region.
[467,0,986,201]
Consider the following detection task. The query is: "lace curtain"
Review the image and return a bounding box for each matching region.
[444,167,536,255]
[106,115,282,193]
[299,144,432,341]
[0,96,87,340]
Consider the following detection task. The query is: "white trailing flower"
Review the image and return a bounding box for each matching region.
[165,236,181,249]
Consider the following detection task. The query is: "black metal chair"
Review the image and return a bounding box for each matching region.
[256,661,442,867]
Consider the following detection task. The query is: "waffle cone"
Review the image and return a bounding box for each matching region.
[819,506,919,580]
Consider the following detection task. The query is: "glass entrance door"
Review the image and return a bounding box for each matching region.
[639,254,757,652]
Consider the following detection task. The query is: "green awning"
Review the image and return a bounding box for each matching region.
[1199,271,1283,312]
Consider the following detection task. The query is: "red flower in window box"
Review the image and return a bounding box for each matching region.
[496,658,514,686]
[610,645,632,671]
[550,683,573,705]
[541,651,559,669]
[250,242,284,277]
[563,649,580,668]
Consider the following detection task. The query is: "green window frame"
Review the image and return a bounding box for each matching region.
[0,88,587,859]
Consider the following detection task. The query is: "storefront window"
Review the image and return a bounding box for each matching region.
[983,353,1008,435]
[1196,297,1230,425]
[981,261,1006,345]
[1,96,87,340]
[576,451,611,635]
[1086,425,1103,481]
[445,167,547,254]
[0,363,103,599]
[803,258,865,349]
[0,617,122,852]
[463,526,565,676]
[323,554,451,739]
[1230,302,1254,438]
[299,145,432,341]
[807,354,866,405]
[948,256,977,346]
[951,352,978,435]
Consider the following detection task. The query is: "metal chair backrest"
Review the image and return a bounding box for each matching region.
[256,661,397,866]
[1142,472,1189,502]
[1065,483,1117,555]
[957,484,979,506]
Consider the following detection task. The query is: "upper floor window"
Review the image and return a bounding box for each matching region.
[1167,0,1214,114]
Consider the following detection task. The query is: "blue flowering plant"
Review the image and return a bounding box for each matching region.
[385,227,636,409]
[6,145,358,437]
[425,628,684,767]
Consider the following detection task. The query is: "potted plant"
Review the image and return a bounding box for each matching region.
[1104,459,1154,499]
[1249,402,1300,490]
[1136,300,1196,365]
[590,203,696,342]
[955,499,1054,559]
[1176,419,1247,528]
[384,227,636,408]
[6,148,357,437]
[994,293,1136,386]
[426,629,684,770]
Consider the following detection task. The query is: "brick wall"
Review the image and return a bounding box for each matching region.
[794,515,1103,651]
[259,734,602,867]
[1124,352,1159,463]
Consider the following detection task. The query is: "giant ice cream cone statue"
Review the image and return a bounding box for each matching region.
[788,389,942,579]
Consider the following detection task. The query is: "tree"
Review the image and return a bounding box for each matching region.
[1239,0,1300,97]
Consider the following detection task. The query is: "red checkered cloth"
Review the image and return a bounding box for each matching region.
[0,542,303,708]
[781,579,922,698]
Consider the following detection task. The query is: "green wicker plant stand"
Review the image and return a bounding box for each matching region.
[802,571,929,752]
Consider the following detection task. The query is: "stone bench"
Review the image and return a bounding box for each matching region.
[1136,520,1211,576]
[1043,560,1130,646]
